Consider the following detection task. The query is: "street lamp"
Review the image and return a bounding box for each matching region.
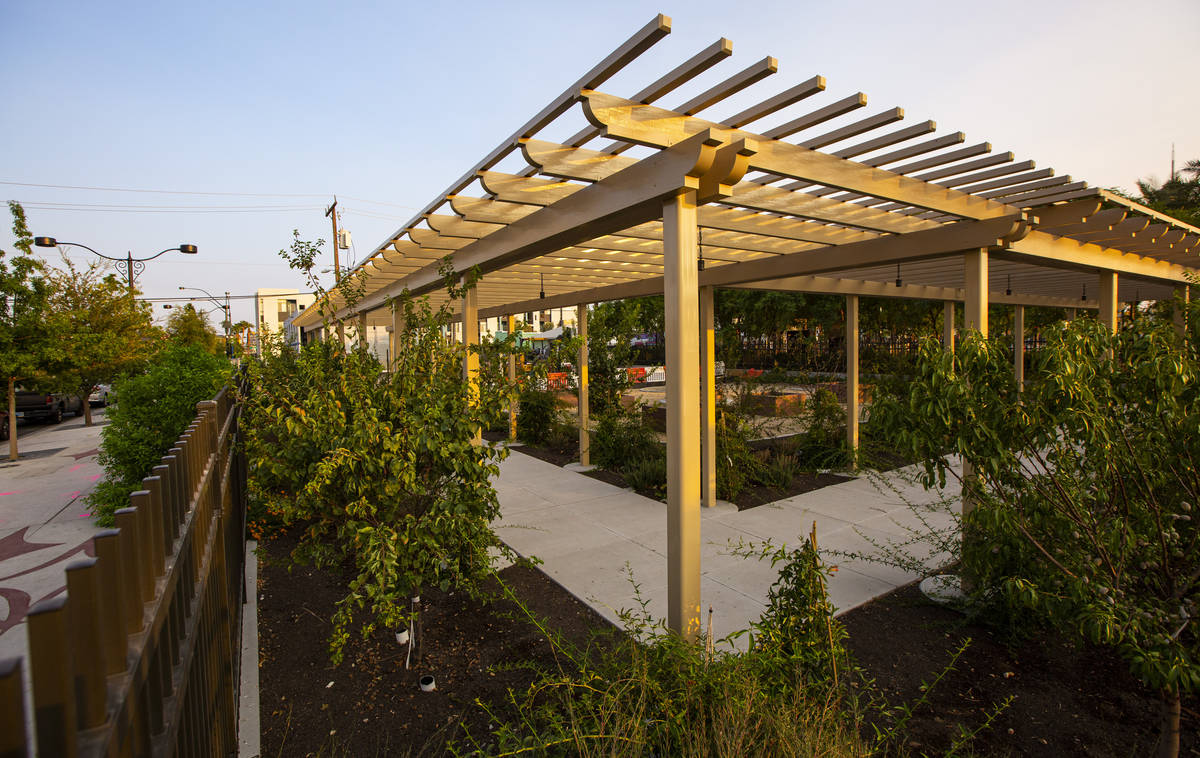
[33,237,197,294]
[178,286,232,357]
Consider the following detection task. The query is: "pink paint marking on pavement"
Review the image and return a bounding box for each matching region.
[0,492,16,497]
[66,490,82,499]
[77,512,91,518]
[68,463,84,472]
[88,474,102,482]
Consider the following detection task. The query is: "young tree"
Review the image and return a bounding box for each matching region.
[870,304,1200,757]
[45,258,157,425]
[0,202,55,460]
[166,303,221,354]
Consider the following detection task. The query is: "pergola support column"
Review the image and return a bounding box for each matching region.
[1175,286,1190,338]
[845,294,859,456]
[700,285,716,508]
[1099,271,1118,335]
[577,304,589,466]
[943,300,955,352]
[506,314,518,440]
[663,190,702,641]
[1013,305,1025,392]
[462,286,480,442]
[962,248,988,524]
[964,248,989,337]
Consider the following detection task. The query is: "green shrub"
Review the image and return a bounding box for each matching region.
[516,385,567,446]
[754,451,802,491]
[463,534,865,757]
[788,388,850,470]
[624,453,667,499]
[591,403,658,472]
[89,344,229,525]
[716,406,758,500]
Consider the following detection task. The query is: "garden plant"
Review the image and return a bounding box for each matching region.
[869,300,1200,758]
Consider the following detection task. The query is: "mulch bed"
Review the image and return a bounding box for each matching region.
[257,526,1197,756]
[256,529,616,756]
[840,582,1198,756]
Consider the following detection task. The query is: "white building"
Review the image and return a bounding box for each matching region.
[254,288,316,355]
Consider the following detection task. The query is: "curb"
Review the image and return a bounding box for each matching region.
[238,540,260,758]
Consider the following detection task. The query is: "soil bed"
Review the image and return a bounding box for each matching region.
[840,582,1198,756]
[257,528,616,756]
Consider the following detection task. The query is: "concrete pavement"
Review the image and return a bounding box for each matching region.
[0,407,110,663]
[491,447,959,647]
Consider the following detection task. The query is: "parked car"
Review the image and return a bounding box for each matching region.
[14,388,83,424]
[89,384,114,406]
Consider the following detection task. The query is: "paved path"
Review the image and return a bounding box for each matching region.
[492,448,959,647]
[0,408,110,664]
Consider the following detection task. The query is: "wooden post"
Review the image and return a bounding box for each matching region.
[962,248,989,525]
[0,658,25,758]
[964,249,989,338]
[1013,304,1025,392]
[1175,285,1190,338]
[943,300,955,352]
[663,190,702,641]
[463,285,480,443]
[846,294,859,455]
[577,304,590,465]
[699,285,716,508]
[506,314,518,440]
[65,558,108,729]
[27,597,78,757]
[1099,271,1118,335]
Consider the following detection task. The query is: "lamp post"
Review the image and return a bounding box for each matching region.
[33,237,197,295]
[177,286,232,357]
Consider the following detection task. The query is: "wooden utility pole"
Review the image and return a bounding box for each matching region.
[325,198,341,284]
[325,198,346,346]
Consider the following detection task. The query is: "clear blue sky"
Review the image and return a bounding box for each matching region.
[2,0,1197,325]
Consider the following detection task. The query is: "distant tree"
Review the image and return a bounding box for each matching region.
[1126,162,1200,227]
[166,303,221,354]
[0,202,55,460]
[45,258,158,425]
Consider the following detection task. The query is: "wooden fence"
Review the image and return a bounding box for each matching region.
[0,385,247,757]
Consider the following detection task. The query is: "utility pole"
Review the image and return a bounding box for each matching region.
[325,197,341,284]
[325,197,345,346]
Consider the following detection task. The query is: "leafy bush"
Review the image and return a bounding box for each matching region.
[869,309,1200,755]
[716,405,758,500]
[90,344,229,524]
[754,451,802,491]
[789,388,850,470]
[624,453,667,499]
[463,536,865,757]
[591,402,658,472]
[243,288,515,663]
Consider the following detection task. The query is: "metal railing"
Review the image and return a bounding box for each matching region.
[0,385,247,757]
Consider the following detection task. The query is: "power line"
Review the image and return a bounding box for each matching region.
[1,180,422,210]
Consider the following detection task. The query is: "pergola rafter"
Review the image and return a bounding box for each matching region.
[294,17,1200,639]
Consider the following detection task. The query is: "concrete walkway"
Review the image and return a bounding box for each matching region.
[0,408,109,662]
[492,448,959,646]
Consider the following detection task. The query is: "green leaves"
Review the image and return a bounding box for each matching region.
[243,290,516,663]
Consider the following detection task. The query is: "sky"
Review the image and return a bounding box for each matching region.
[2,0,1197,326]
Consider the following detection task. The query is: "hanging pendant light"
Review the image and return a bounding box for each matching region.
[1006,274,1012,296]
[540,272,545,300]
[697,227,706,271]
[895,262,902,288]
[1081,284,1087,302]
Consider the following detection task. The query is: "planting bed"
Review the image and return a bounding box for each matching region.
[257,526,1194,756]
[841,582,1198,756]
[256,529,616,756]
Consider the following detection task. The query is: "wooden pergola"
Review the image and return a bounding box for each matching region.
[294,14,1200,639]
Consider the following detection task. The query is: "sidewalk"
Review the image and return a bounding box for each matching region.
[0,408,109,664]
[492,448,958,646]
